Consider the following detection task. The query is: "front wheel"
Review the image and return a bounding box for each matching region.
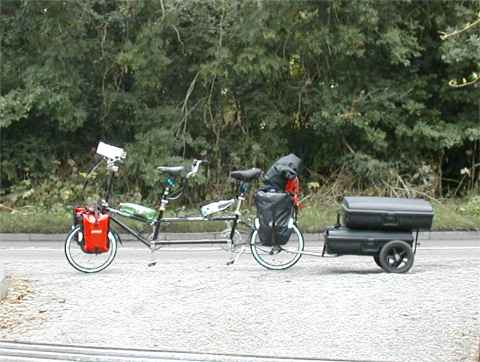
[65,226,118,273]
[249,224,304,270]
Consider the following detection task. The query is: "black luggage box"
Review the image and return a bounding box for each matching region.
[342,196,433,231]
[325,227,414,255]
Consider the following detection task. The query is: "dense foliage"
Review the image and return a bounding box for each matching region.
[1,0,479,208]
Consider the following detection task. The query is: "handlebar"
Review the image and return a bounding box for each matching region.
[186,159,208,178]
[164,159,208,201]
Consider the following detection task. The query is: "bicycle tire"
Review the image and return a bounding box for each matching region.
[65,226,118,273]
[249,224,304,270]
[378,240,414,273]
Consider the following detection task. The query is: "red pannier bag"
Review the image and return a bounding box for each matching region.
[81,212,110,253]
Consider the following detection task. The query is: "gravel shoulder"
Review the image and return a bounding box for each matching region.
[0,244,479,362]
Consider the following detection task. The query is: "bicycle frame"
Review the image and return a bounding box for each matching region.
[98,161,252,249]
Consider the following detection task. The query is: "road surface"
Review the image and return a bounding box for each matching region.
[0,234,479,362]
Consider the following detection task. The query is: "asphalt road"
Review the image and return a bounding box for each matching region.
[0,234,479,362]
[1,236,479,260]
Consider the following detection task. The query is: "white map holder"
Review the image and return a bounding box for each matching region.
[96,141,126,161]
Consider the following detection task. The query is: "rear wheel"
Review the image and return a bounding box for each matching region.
[378,240,414,273]
[250,224,304,270]
[65,226,118,273]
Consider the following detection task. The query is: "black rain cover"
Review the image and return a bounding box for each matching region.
[262,154,301,191]
[255,190,294,246]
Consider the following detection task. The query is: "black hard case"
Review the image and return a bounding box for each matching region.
[342,196,433,231]
[325,227,414,255]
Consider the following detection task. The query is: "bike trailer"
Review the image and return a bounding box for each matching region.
[342,196,433,231]
[324,226,414,255]
[74,208,110,254]
[255,190,294,246]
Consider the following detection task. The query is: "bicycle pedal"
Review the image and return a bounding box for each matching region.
[147,261,157,267]
[226,259,235,266]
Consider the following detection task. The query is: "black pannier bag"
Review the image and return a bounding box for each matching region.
[255,190,294,246]
[342,196,434,231]
[262,153,301,191]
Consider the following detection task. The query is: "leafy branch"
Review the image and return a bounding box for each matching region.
[439,12,480,40]
[448,73,479,88]
[440,11,480,88]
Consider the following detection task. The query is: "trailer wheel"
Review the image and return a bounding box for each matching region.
[373,255,382,268]
[379,240,414,273]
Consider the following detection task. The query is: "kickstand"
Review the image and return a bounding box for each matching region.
[148,244,157,267]
[226,246,246,266]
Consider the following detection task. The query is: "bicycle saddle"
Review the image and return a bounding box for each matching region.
[230,168,262,182]
[157,166,185,176]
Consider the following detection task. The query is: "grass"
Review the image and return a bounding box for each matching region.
[0,208,256,234]
[430,201,480,230]
[0,198,479,233]
[0,211,73,234]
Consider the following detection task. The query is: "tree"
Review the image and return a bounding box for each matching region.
[1,0,478,206]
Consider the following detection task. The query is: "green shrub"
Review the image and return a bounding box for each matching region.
[460,196,480,217]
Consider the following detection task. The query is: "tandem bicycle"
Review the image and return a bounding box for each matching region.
[65,142,262,273]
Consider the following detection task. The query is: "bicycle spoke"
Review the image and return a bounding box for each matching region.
[65,227,117,273]
[250,226,304,270]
